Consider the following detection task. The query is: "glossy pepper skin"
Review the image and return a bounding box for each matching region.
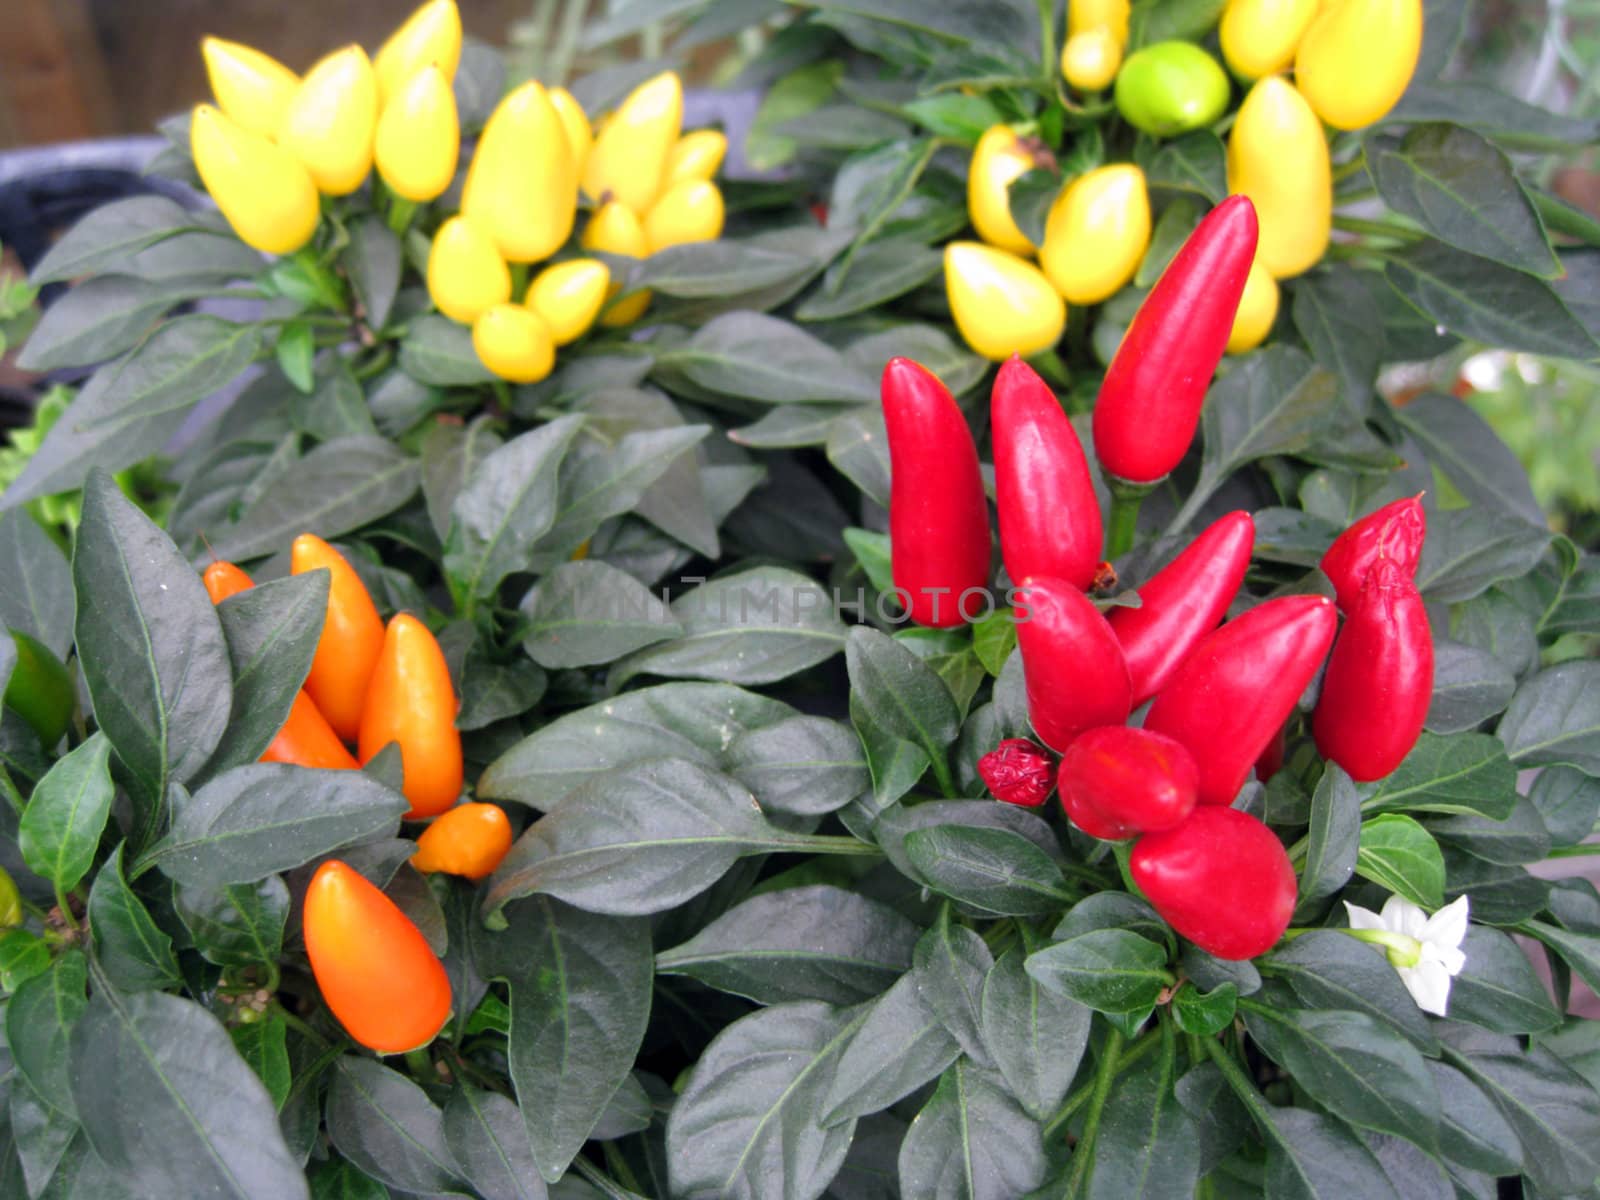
[472,304,556,384]
[190,105,320,256]
[1228,76,1331,279]
[1015,576,1133,752]
[1313,559,1434,781]
[1131,806,1297,960]
[463,81,578,263]
[1061,29,1122,91]
[1108,510,1256,705]
[527,259,610,345]
[427,215,512,325]
[992,356,1103,590]
[303,860,452,1052]
[279,46,379,196]
[1069,0,1131,43]
[1059,726,1199,839]
[1219,0,1319,80]
[202,561,254,604]
[411,803,514,880]
[967,125,1040,255]
[359,613,463,819]
[944,242,1065,361]
[1320,495,1426,613]
[4,632,74,749]
[549,87,594,174]
[665,129,727,187]
[201,37,298,138]
[292,534,386,744]
[1144,594,1337,805]
[978,739,1057,807]
[1092,195,1258,483]
[881,358,992,629]
[1296,0,1423,130]
[1040,164,1151,305]
[374,0,462,107]
[581,202,652,326]
[1226,257,1280,353]
[1114,42,1231,137]
[582,71,683,216]
[374,64,459,202]
[644,180,725,253]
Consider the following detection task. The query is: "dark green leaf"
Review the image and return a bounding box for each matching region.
[422,416,503,542]
[1290,266,1386,415]
[905,824,1071,916]
[825,409,891,510]
[1172,982,1237,1038]
[18,275,213,372]
[399,314,495,385]
[28,196,242,283]
[70,989,306,1198]
[1383,82,1600,152]
[847,627,960,786]
[142,763,406,889]
[914,911,996,1067]
[1356,731,1517,818]
[88,844,181,991]
[1025,929,1168,1017]
[1528,766,1600,848]
[11,1080,77,1196]
[1134,130,1226,202]
[1195,346,1340,487]
[1425,639,1517,734]
[1429,795,1551,864]
[443,1085,547,1200]
[175,875,290,969]
[1263,931,1439,1053]
[725,716,868,818]
[1415,507,1552,605]
[346,216,401,332]
[326,1056,464,1194]
[1262,1107,1403,1200]
[661,312,877,406]
[658,884,919,1005]
[1447,1043,1600,1195]
[1447,925,1561,1034]
[18,734,113,892]
[1296,765,1361,918]
[1498,662,1600,774]
[520,560,680,669]
[822,970,961,1126]
[229,1016,291,1110]
[1356,814,1446,907]
[1393,393,1545,527]
[795,238,941,321]
[307,1159,390,1200]
[290,359,377,443]
[6,950,87,1117]
[1089,1054,1200,1200]
[979,946,1090,1120]
[897,1060,1046,1200]
[1384,239,1598,358]
[0,510,74,657]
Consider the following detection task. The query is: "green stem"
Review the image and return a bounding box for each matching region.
[574,1156,641,1200]
[1105,478,1157,559]
[1035,0,1058,83]
[53,882,79,932]
[1162,475,1219,540]
[291,247,347,313]
[1042,1028,1161,1139]
[1330,155,1367,183]
[1201,1033,1277,1132]
[1331,214,1421,241]
[405,1047,436,1080]
[1546,842,1600,858]
[929,752,961,800]
[1064,1029,1125,1198]
[1110,841,1138,895]
[508,262,531,304]
[273,1006,331,1049]
[387,194,419,236]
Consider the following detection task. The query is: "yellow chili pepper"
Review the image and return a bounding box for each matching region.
[1227,76,1330,278]
[582,71,683,216]
[279,45,379,196]
[427,215,511,323]
[472,305,556,384]
[374,0,463,107]
[461,81,578,263]
[527,259,611,345]
[944,241,1066,361]
[644,180,725,253]
[581,201,652,326]
[190,105,320,255]
[1061,29,1123,91]
[1295,0,1424,130]
[375,65,459,202]
[201,37,299,139]
[549,87,594,175]
[1068,0,1131,43]
[1219,0,1319,80]
[664,129,728,187]
[1227,257,1280,352]
[1039,163,1150,305]
[968,125,1039,256]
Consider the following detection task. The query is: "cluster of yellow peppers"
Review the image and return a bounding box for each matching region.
[946,0,1422,364]
[190,0,728,386]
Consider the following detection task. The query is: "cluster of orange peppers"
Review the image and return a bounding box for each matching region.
[200,535,510,1053]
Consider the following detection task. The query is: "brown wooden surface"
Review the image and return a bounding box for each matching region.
[0,0,117,147]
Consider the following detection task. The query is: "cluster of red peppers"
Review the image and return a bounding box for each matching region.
[884,194,1435,962]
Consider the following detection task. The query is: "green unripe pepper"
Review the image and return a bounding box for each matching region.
[4,631,74,748]
[0,868,20,930]
[1114,41,1231,136]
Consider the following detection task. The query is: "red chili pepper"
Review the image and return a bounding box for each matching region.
[978,738,1057,807]
[1130,806,1297,960]
[1107,510,1255,706]
[1092,195,1258,484]
[1015,576,1132,752]
[882,357,993,628]
[992,356,1102,590]
[1254,720,1288,784]
[1319,494,1426,613]
[1143,594,1336,805]
[1059,725,1198,839]
[1313,558,1434,781]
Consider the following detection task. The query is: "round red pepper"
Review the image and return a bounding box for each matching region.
[1092,195,1258,484]
[1144,594,1336,805]
[978,738,1057,807]
[882,357,992,628]
[1015,576,1132,752]
[992,356,1103,591]
[1131,805,1297,960]
[1058,725,1198,839]
[1319,494,1426,613]
[1107,510,1255,706]
[1313,558,1434,781]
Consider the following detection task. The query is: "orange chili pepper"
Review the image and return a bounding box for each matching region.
[358,613,463,819]
[202,560,255,604]
[410,802,513,880]
[303,859,452,1053]
[292,534,385,744]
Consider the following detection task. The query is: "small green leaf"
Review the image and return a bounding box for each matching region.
[87,844,182,991]
[275,322,315,393]
[231,1015,292,1110]
[18,733,114,891]
[1025,928,1169,1016]
[1355,814,1446,908]
[1173,982,1237,1037]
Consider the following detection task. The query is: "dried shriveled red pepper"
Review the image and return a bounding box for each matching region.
[882,357,993,628]
[1144,594,1336,805]
[1319,494,1426,613]
[1313,558,1434,781]
[992,356,1103,590]
[1092,195,1258,484]
[978,738,1057,807]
